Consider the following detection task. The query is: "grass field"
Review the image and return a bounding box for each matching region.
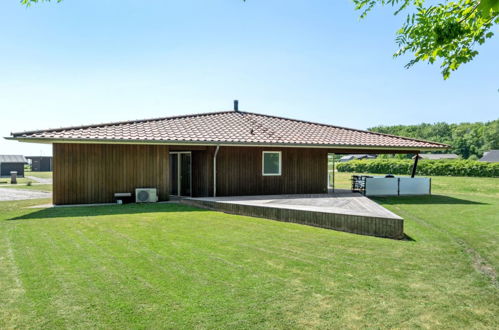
[0,174,497,328]
[24,171,53,179]
[0,171,52,184]
[0,171,52,191]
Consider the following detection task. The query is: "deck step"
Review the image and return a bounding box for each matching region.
[182,197,404,239]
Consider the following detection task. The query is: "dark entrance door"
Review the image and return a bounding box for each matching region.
[169,152,192,196]
[180,153,191,196]
[169,153,179,196]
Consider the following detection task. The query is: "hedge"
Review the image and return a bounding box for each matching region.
[336,159,499,177]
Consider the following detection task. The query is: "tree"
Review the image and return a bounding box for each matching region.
[22,0,50,4]
[368,119,499,159]
[353,0,498,79]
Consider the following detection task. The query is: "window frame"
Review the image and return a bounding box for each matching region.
[262,151,282,176]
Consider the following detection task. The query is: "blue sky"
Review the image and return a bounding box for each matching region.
[1,0,498,156]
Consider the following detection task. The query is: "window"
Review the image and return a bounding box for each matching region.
[262,151,281,176]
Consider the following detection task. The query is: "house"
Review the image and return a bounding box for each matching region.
[479,150,499,162]
[7,102,448,205]
[26,156,53,172]
[418,153,459,160]
[339,154,377,162]
[0,155,27,177]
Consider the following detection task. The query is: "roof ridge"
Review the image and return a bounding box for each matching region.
[11,110,235,137]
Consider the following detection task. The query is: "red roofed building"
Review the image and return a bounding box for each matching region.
[7,102,448,205]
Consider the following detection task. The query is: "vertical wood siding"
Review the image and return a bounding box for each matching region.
[216,147,328,196]
[53,144,169,205]
[191,148,214,197]
[52,144,328,203]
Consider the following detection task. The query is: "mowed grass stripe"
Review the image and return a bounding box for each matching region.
[12,211,285,327]
[8,218,120,328]
[0,225,33,328]
[377,193,499,273]
[38,215,251,327]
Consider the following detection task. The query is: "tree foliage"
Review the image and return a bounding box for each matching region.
[21,0,56,5]
[369,119,499,159]
[353,0,498,79]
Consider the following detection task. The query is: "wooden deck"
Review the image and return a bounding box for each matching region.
[182,190,404,239]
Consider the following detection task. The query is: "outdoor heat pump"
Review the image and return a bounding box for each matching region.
[135,188,158,203]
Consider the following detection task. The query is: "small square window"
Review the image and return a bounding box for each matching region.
[262,151,281,176]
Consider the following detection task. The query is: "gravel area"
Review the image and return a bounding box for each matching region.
[0,188,51,201]
[26,176,53,184]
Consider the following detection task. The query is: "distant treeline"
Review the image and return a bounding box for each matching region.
[368,119,499,159]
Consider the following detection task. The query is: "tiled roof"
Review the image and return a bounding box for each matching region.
[10,111,449,150]
[0,155,27,163]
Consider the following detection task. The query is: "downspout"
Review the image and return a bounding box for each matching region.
[332,153,335,193]
[213,145,220,197]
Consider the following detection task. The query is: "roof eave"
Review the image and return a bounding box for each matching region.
[6,136,449,152]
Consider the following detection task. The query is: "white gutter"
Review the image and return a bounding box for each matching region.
[213,145,220,197]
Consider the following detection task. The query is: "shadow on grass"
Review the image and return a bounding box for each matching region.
[401,233,416,242]
[9,202,207,221]
[373,194,486,205]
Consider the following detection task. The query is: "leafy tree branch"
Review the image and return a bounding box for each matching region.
[354,0,498,78]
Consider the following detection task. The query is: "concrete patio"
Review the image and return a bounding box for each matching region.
[182,189,404,239]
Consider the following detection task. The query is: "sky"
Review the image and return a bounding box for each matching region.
[0,0,498,156]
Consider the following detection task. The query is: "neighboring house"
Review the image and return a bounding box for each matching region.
[418,153,459,160]
[0,155,27,177]
[339,154,377,162]
[7,103,448,205]
[27,156,53,172]
[479,150,499,162]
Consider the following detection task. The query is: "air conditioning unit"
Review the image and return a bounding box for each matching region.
[135,188,158,203]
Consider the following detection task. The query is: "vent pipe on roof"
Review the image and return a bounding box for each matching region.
[234,100,239,112]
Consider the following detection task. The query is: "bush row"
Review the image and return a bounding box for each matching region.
[336,159,499,177]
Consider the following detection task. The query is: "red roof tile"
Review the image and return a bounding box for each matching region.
[10,111,449,150]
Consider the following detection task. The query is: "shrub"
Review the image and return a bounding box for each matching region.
[336,159,499,177]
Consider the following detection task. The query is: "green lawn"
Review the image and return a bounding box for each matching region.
[0,171,52,185]
[0,171,52,191]
[25,171,53,180]
[0,178,30,184]
[1,175,498,328]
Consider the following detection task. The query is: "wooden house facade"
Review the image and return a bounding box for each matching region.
[8,105,448,205]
